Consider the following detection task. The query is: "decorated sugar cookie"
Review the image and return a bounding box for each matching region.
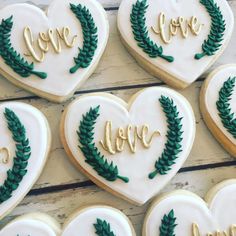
[117,0,234,89]
[200,64,236,156]
[61,205,135,236]
[0,0,109,102]
[60,87,196,205]
[143,179,236,236]
[0,213,61,236]
[0,102,51,219]
[0,205,135,236]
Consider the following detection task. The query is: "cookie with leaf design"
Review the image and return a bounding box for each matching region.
[0,205,135,236]
[60,87,196,205]
[0,0,109,102]
[117,0,234,89]
[200,64,236,156]
[143,179,236,236]
[0,102,51,219]
[61,205,135,236]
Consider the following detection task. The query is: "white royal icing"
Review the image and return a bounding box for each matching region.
[208,180,236,231]
[0,0,109,101]
[144,192,217,236]
[117,0,234,86]
[204,64,236,145]
[61,206,134,236]
[0,102,50,219]
[144,180,236,235]
[63,87,196,205]
[0,219,57,236]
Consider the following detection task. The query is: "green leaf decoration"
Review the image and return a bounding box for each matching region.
[94,218,116,236]
[216,77,236,139]
[149,96,183,179]
[195,0,226,60]
[70,3,98,73]
[0,108,31,203]
[77,106,129,183]
[159,210,177,236]
[0,16,47,79]
[130,0,174,63]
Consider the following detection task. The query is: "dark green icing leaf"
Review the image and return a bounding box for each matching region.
[130,0,174,62]
[0,16,47,79]
[94,218,116,236]
[195,0,226,60]
[77,106,129,183]
[216,77,236,139]
[70,3,98,73]
[149,96,183,179]
[159,210,177,236]
[0,108,31,203]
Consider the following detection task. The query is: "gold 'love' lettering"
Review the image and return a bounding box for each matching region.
[99,121,161,155]
[192,223,236,236]
[0,147,10,164]
[24,26,78,62]
[151,13,204,44]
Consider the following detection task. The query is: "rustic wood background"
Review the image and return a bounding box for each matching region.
[0,0,236,235]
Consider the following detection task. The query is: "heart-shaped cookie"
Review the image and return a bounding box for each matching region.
[60,87,196,205]
[0,102,51,219]
[200,64,236,156]
[0,0,109,102]
[0,205,135,236]
[117,0,234,89]
[143,179,236,236]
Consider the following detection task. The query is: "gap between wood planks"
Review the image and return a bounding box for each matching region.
[27,159,236,196]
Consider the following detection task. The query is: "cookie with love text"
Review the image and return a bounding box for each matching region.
[117,0,234,89]
[0,0,109,102]
[143,179,236,236]
[200,64,236,156]
[60,87,196,205]
[0,205,135,236]
[0,102,51,219]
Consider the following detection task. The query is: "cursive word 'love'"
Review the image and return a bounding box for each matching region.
[100,121,161,155]
[24,26,77,62]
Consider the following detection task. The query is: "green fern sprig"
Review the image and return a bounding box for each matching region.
[94,218,116,236]
[130,0,174,62]
[77,106,129,183]
[149,96,183,179]
[0,108,31,203]
[0,16,47,79]
[159,210,177,236]
[195,0,226,60]
[70,4,98,73]
[216,77,236,138]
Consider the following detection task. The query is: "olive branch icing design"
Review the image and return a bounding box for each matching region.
[149,96,183,179]
[216,77,236,139]
[77,106,129,183]
[0,108,31,203]
[0,16,47,79]
[70,3,98,73]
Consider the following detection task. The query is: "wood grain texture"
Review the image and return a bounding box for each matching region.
[1,166,236,236]
[0,0,235,236]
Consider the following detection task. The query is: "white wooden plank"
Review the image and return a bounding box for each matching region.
[0,2,235,100]
[9,82,232,190]
[1,166,235,235]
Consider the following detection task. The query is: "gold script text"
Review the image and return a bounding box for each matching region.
[24,26,77,62]
[100,121,161,155]
[151,13,204,44]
